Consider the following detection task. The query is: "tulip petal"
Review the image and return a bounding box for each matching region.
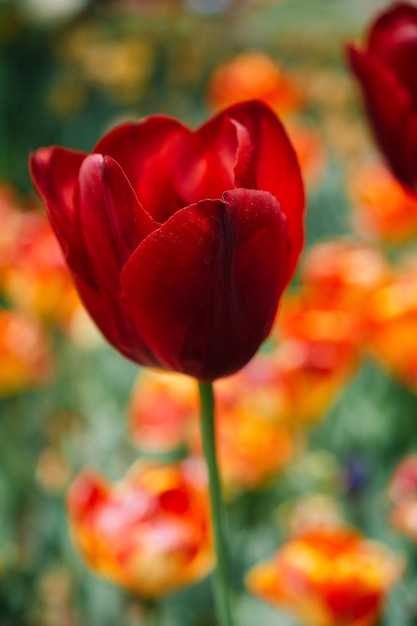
[121,188,290,381]
[29,146,95,285]
[175,115,242,203]
[74,274,163,367]
[67,462,213,598]
[73,155,164,367]
[368,2,417,102]
[219,101,305,280]
[93,116,191,222]
[348,45,417,190]
[77,154,159,294]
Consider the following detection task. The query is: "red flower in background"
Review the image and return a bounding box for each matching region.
[30,101,304,381]
[347,3,417,191]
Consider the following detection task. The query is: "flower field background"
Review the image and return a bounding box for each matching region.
[2,1,417,625]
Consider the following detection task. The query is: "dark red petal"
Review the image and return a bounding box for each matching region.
[29,147,95,285]
[76,154,159,295]
[368,3,417,51]
[121,188,290,381]
[218,100,305,281]
[367,2,417,103]
[93,116,191,222]
[347,45,417,190]
[74,274,164,368]
[174,115,240,204]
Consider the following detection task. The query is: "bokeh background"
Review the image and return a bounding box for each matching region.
[2,1,417,625]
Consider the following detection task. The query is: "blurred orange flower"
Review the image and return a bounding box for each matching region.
[273,241,391,417]
[3,209,81,327]
[388,455,417,543]
[364,263,417,389]
[272,293,361,424]
[300,240,389,312]
[207,52,304,116]
[350,161,417,244]
[129,361,295,493]
[129,371,197,453]
[0,184,22,280]
[67,460,213,597]
[205,359,295,492]
[247,526,402,626]
[0,309,53,395]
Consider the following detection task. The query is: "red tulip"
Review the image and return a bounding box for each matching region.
[30,101,304,381]
[347,2,417,191]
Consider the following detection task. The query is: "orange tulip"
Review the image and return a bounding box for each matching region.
[0,181,81,328]
[67,460,213,597]
[300,240,389,312]
[207,52,304,116]
[129,360,295,493]
[364,263,417,389]
[203,359,295,492]
[273,293,361,424]
[3,210,80,326]
[129,371,197,452]
[247,526,402,626]
[130,356,298,493]
[0,310,53,395]
[0,184,22,281]
[350,161,417,243]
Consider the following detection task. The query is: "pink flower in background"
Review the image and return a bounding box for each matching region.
[389,455,417,542]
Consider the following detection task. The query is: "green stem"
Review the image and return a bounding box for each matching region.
[198,382,234,626]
